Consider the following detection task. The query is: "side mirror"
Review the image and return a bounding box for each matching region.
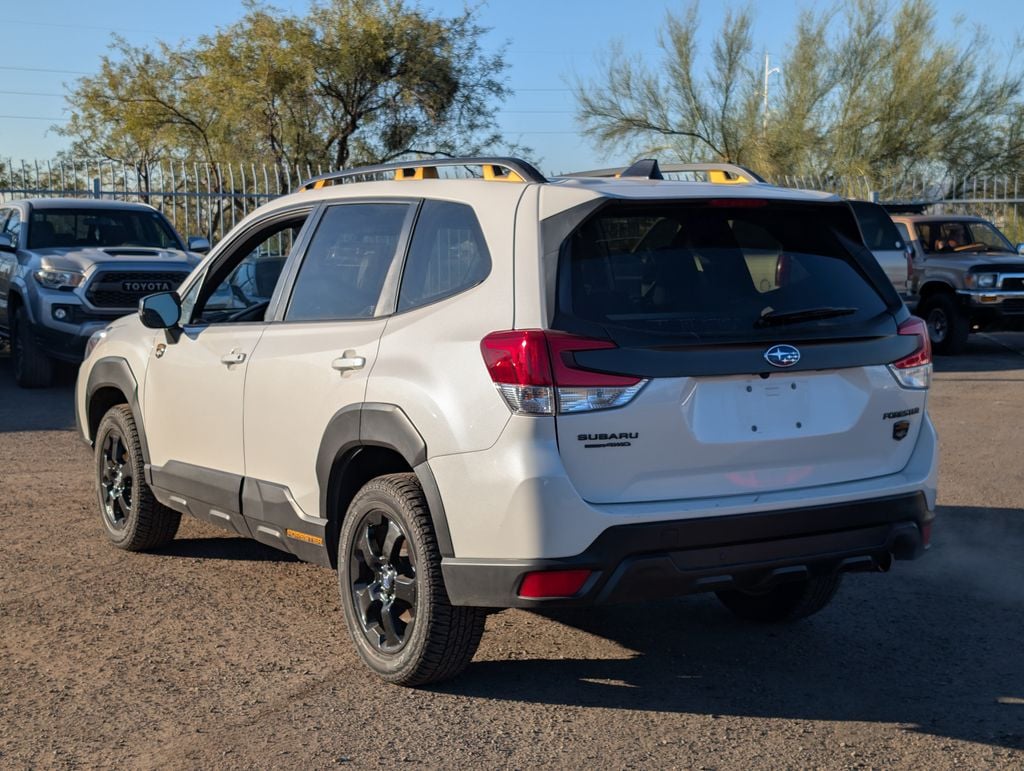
[0,233,14,252]
[139,292,181,329]
[187,236,211,255]
[1017,243,1024,255]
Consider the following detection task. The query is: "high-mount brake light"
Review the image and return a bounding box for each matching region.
[888,316,932,389]
[708,198,768,208]
[480,330,648,415]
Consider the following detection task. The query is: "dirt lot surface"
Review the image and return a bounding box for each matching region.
[1,335,1023,770]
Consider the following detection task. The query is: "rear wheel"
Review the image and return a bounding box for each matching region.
[919,293,969,355]
[11,306,53,388]
[716,574,842,623]
[338,473,486,686]
[95,405,180,550]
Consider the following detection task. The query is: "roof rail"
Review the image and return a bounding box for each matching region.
[564,161,767,184]
[298,157,547,191]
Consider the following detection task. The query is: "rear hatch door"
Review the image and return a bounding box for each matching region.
[551,198,927,504]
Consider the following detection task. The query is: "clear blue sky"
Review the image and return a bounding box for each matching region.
[1,0,1022,175]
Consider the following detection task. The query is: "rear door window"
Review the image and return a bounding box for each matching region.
[286,203,410,321]
[555,200,891,345]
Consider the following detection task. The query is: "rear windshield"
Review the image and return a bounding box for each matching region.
[848,200,903,252]
[555,201,891,344]
[29,208,183,250]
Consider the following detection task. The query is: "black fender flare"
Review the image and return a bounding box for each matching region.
[316,402,454,558]
[85,356,150,464]
[6,284,33,325]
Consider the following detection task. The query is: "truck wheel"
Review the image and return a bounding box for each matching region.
[95,405,180,550]
[338,473,486,686]
[11,306,54,388]
[716,574,842,623]
[919,294,969,354]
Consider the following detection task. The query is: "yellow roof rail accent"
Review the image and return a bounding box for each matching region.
[707,168,752,184]
[395,166,439,181]
[564,161,767,184]
[482,164,524,183]
[297,157,546,191]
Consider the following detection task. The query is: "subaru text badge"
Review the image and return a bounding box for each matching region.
[764,344,801,368]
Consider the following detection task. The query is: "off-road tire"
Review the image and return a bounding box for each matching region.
[338,473,486,686]
[11,306,54,388]
[716,574,843,623]
[919,293,969,355]
[95,405,180,550]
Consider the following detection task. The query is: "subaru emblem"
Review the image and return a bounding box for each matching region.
[764,344,801,368]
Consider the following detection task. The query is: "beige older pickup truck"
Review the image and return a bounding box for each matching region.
[891,213,1024,354]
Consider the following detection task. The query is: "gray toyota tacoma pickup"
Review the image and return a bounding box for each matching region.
[891,213,1024,354]
[0,198,206,387]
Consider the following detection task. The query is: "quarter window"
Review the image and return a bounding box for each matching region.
[286,203,409,322]
[398,201,490,312]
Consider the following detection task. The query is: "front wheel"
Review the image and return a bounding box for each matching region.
[919,293,969,355]
[338,473,486,686]
[716,574,842,623]
[11,306,53,388]
[95,405,180,550]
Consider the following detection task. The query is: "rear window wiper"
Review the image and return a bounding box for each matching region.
[755,307,857,328]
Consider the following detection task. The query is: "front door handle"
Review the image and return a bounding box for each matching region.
[331,351,366,372]
[220,351,246,365]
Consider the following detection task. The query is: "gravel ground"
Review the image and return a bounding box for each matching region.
[1,335,1023,769]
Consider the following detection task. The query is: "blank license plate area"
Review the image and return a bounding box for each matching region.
[687,375,862,443]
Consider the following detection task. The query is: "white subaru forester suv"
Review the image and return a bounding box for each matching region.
[76,158,938,686]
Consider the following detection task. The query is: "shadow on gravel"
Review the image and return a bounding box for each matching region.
[154,537,299,562]
[440,504,1024,751]
[0,352,78,433]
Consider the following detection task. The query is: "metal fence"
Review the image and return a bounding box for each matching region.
[2,158,1022,245]
[0,158,340,244]
[771,172,1024,242]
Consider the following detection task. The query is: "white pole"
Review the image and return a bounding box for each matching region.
[763,52,780,134]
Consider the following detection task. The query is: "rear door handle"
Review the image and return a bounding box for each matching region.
[220,351,246,365]
[331,352,366,372]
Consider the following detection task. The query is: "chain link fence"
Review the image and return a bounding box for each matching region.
[1,158,1022,245]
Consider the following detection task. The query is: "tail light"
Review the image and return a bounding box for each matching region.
[888,316,931,389]
[480,330,648,415]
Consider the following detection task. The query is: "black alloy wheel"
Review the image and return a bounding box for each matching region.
[93,404,180,550]
[337,473,486,686]
[348,510,418,653]
[99,430,134,531]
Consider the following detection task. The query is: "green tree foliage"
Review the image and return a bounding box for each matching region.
[58,0,513,169]
[574,0,1024,185]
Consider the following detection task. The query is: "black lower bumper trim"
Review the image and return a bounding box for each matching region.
[442,493,933,607]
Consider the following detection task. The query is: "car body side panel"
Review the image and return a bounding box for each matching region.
[364,187,522,458]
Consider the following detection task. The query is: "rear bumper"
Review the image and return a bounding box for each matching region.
[442,492,933,607]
